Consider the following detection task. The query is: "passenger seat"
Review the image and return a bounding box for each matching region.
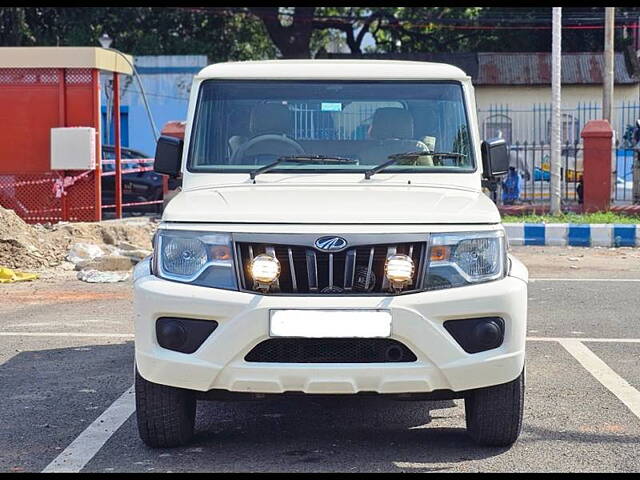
[357,107,429,165]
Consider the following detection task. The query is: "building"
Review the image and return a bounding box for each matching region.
[100,55,208,156]
[324,50,640,145]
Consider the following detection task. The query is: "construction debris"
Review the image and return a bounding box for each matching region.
[76,269,130,283]
[0,205,156,273]
[74,254,136,272]
[0,266,39,283]
[67,242,108,265]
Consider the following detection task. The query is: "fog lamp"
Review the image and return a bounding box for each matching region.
[385,254,414,291]
[250,254,281,289]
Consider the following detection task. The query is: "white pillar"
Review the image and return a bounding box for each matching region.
[603,7,615,124]
[550,7,562,215]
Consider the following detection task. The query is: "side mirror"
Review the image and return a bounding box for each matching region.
[481,137,509,179]
[154,136,183,177]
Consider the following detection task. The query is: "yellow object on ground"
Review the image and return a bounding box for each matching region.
[0,267,39,283]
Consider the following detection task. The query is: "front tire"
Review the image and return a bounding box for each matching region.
[464,369,524,447]
[135,368,196,448]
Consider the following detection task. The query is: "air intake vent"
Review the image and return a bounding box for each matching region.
[245,338,417,363]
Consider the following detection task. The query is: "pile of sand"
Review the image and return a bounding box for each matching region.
[0,205,156,271]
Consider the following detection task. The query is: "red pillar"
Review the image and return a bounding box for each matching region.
[581,120,614,212]
[92,70,102,221]
[58,68,69,221]
[113,72,122,219]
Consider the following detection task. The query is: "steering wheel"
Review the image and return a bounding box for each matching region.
[230,134,305,165]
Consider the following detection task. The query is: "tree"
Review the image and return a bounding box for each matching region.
[4,7,640,61]
[233,7,385,58]
[0,7,276,62]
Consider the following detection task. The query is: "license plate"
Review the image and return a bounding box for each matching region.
[269,310,391,338]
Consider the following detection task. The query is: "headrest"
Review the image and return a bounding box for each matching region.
[369,107,414,140]
[250,103,292,136]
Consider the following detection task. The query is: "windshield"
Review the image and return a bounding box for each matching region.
[188,80,474,174]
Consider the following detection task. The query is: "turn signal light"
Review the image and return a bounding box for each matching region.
[430,245,450,262]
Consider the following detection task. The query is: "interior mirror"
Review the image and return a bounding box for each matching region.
[154,136,183,177]
[481,137,509,178]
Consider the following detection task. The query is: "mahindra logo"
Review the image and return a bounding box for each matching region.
[314,236,348,252]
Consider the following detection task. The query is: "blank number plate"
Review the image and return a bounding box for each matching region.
[269,310,391,338]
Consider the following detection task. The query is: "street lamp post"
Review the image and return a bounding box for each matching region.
[99,33,113,49]
[98,32,122,218]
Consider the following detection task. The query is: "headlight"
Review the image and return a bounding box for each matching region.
[425,231,506,290]
[153,230,237,290]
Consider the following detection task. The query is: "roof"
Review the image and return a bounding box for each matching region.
[324,51,640,85]
[196,59,469,81]
[0,47,133,75]
[477,52,637,85]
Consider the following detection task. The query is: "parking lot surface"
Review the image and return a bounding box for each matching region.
[1,246,639,473]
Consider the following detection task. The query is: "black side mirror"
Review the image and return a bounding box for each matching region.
[481,137,509,179]
[154,136,183,177]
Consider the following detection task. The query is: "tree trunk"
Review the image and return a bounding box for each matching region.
[249,7,315,59]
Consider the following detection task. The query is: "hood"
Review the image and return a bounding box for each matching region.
[163,184,500,225]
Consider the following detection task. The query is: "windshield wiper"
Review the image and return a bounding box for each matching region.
[364,151,467,179]
[249,155,358,180]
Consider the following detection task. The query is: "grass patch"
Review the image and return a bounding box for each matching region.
[502,212,640,224]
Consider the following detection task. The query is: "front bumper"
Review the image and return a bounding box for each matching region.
[134,256,527,395]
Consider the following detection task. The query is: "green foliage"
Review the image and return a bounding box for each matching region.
[0,7,276,62]
[3,7,640,61]
[371,7,484,53]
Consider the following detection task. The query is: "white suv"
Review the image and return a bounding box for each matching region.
[133,60,528,448]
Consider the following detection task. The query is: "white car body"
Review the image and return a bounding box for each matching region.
[134,60,527,412]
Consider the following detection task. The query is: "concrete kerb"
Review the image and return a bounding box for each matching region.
[504,223,640,247]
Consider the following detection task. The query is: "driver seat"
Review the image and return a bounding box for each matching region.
[357,107,429,165]
[230,103,303,164]
[249,103,293,136]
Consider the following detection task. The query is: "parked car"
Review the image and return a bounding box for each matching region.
[101,145,179,215]
[134,60,527,449]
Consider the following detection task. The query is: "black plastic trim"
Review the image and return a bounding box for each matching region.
[443,317,505,354]
[156,317,218,354]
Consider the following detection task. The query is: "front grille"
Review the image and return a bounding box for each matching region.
[245,338,417,363]
[236,239,427,295]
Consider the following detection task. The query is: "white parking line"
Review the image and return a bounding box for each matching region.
[0,332,134,338]
[531,278,640,282]
[559,339,640,421]
[528,337,640,343]
[32,334,640,472]
[42,386,135,473]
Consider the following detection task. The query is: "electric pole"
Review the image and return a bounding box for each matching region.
[604,7,618,204]
[603,7,615,123]
[550,7,562,215]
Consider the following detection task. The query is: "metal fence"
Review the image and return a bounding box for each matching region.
[491,141,581,206]
[0,172,98,223]
[478,102,640,146]
[292,102,378,141]
[491,141,636,206]
[480,102,639,205]
[615,143,636,203]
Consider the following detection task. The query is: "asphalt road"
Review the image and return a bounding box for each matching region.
[1,246,639,473]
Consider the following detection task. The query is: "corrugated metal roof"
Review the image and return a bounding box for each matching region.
[477,52,637,85]
[325,51,638,85]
